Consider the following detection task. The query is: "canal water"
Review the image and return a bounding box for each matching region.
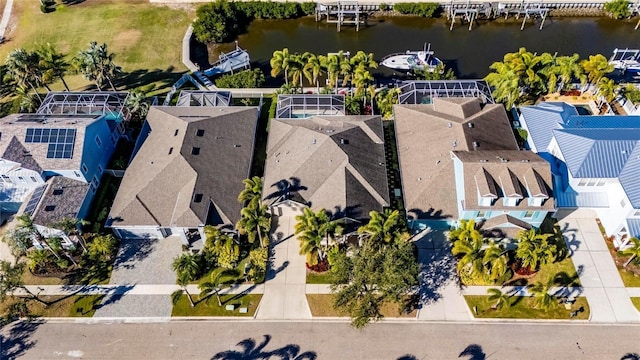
[209,16,640,81]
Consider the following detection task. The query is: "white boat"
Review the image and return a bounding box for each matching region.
[380,44,443,72]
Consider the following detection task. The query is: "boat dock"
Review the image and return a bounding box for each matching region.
[316,1,371,31]
[609,48,640,72]
[202,42,251,77]
[447,0,550,31]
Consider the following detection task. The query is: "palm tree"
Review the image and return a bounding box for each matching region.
[206,229,239,269]
[550,54,586,92]
[26,249,51,273]
[236,202,271,248]
[482,242,509,282]
[237,176,263,207]
[5,48,44,101]
[352,65,374,98]
[485,62,520,109]
[172,253,201,282]
[451,235,484,277]
[295,208,323,265]
[14,85,40,113]
[15,213,61,260]
[125,89,150,124]
[37,43,70,91]
[73,42,121,91]
[270,48,291,85]
[581,54,614,87]
[302,52,323,89]
[622,237,640,268]
[357,209,403,246]
[320,54,340,91]
[172,272,196,307]
[487,288,511,310]
[199,268,236,306]
[448,219,482,244]
[530,281,556,311]
[597,77,618,103]
[515,229,555,271]
[87,234,117,261]
[288,53,305,90]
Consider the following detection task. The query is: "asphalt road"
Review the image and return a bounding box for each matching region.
[2,320,640,359]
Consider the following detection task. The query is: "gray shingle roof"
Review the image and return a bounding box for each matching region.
[108,106,258,228]
[263,115,389,221]
[30,176,89,226]
[394,98,519,220]
[453,150,553,212]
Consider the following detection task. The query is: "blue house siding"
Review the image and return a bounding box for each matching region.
[81,120,118,185]
[453,157,466,217]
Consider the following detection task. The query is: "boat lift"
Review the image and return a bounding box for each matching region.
[499,0,549,30]
[316,1,367,32]
[609,48,640,72]
[447,0,480,31]
[202,42,251,77]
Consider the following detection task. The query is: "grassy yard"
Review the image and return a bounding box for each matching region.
[618,269,640,287]
[464,256,582,287]
[464,295,590,320]
[631,298,640,312]
[305,294,417,318]
[306,271,332,284]
[1,295,104,317]
[171,294,262,317]
[193,257,251,286]
[2,0,194,94]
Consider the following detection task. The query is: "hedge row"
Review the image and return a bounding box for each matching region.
[393,3,442,17]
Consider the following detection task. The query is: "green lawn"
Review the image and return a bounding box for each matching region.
[526,256,582,287]
[305,294,417,318]
[306,271,332,284]
[631,298,640,312]
[193,257,251,286]
[1,295,104,317]
[618,269,640,287]
[171,294,262,316]
[2,0,194,94]
[464,295,590,320]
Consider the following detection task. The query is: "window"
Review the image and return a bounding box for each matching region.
[596,179,606,186]
[578,179,587,186]
[30,176,37,182]
[168,147,173,155]
[193,193,203,203]
[621,199,627,208]
[90,183,97,193]
[97,165,103,174]
[92,176,99,188]
[74,171,81,178]
[587,178,597,186]
[18,176,26,183]
[477,210,486,218]
[82,164,88,173]
[44,205,56,212]
[196,129,205,137]
[95,136,102,147]
[191,147,200,155]
[53,189,63,196]
[174,129,179,136]
[524,211,535,218]
[634,210,640,217]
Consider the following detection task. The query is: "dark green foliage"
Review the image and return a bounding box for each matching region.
[193,0,246,44]
[393,2,441,17]
[193,0,315,44]
[215,69,265,88]
[379,3,390,11]
[268,93,278,119]
[604,0,631,19]
[345,94,364,115]
[235,1,312,19]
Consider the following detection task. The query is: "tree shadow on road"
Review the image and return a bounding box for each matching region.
[621,353,640,360]
[459,344,486,360]
[0,319,44,359]
[211,334,316,360]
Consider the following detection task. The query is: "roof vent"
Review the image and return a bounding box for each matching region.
[448,122,452,128]
[417,177,422,181]
[521,159,530,163]
[312,138,317,144]
[479,159,488,163]
[468,122,474,128]
[452,140,457,148]
[233,144,241,148]
[340,138,348,145]
[498,157,508,163]
[473,141,479,148]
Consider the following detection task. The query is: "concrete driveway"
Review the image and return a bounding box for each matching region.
[93,235,183,318]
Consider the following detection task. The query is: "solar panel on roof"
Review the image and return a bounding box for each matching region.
[25,128,76,159]
[24,185,46,215]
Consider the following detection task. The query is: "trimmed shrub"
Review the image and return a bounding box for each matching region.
[215,69,265,88]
